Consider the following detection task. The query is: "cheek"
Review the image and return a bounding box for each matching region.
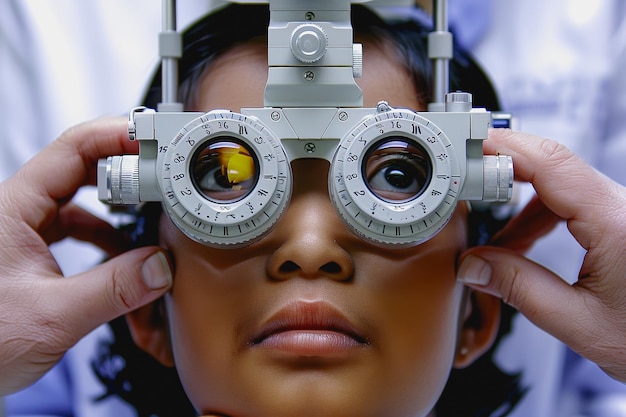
[163,258,260,413]
[353,251,465,410]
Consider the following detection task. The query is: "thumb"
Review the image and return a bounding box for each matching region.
[456,247,586,346]
[59,247,173,339]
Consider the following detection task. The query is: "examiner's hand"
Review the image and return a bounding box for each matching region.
[457,129,626,382]
[0,118,173,395]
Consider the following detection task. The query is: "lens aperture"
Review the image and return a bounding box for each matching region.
[363,139,432,203]
[191,138,258,202]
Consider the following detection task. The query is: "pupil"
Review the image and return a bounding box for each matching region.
[213,169,233,188]
[385,167,411,188]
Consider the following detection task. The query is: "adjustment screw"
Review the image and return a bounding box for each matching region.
[304,143,316,154]
[377,101,392,113]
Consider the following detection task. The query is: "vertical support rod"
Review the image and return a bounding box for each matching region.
[428,0,452,111]
[433,0,448,103]
[159,0,183,112]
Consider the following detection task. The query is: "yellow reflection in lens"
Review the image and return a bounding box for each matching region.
[219,147,254,184]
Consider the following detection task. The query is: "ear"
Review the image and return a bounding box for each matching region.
[125,299,175,367]
[453,289,501,368]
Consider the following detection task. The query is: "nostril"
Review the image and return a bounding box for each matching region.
[320,262,342,274]
[277,261,343,275]
[279,261,300,273]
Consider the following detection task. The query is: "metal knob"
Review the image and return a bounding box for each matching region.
[353,43,363,78]
[482,155,514,202]
[290,24,328,64]
[445,91,472,112]
[98,155,140,205]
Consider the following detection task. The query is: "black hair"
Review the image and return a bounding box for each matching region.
[94,4,524,417]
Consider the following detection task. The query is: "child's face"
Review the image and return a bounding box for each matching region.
[128,37,500,417]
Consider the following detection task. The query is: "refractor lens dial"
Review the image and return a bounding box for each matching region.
[330,109,461,247]
[160,110,291,247]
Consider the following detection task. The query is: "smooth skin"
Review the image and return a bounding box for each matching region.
[458,129,626,382]
[126,38,501,417]
[0,118,173,396]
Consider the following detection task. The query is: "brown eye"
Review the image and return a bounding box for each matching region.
[191,138,259,202]
[363,138,432,203]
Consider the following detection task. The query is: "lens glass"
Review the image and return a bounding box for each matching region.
[362,138,432,203]
[191,138,259,202]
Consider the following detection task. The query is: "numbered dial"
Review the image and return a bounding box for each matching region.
[330,109,461,247]
[161,111,291,247]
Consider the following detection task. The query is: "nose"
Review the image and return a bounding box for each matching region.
[266,160,354,282]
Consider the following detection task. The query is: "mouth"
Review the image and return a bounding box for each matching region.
[249,301,370,357]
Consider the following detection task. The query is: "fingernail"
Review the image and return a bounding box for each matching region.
[457,255,492,286]
[142,252,173,291]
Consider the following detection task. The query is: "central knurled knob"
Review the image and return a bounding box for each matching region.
[291,24,328,64]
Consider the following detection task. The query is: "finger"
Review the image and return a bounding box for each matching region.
[6,117,137,230]
[485,130,625,237]
[490,196,561,253]
[48,247,172,340]
[456,247,597,354]
[42,203,132,257]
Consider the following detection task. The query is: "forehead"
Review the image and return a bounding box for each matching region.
[194,36,423,112]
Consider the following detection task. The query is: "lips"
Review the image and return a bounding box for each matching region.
[249,301,370,357]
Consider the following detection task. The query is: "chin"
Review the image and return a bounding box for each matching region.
[189,378,438,417]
